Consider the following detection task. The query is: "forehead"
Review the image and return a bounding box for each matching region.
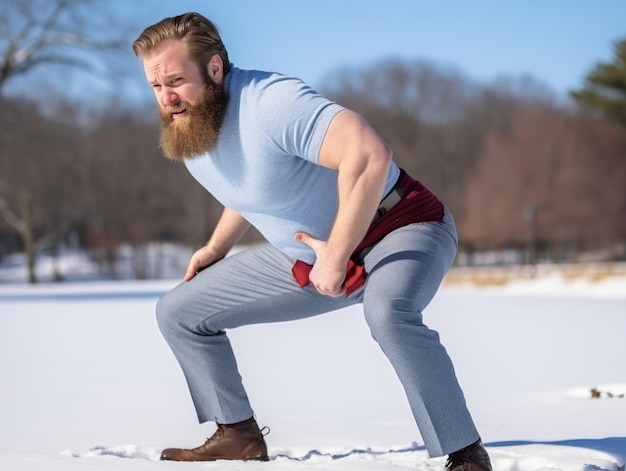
[142,39,199,80]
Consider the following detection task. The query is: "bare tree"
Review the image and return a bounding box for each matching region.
[81,106,228,279]
[0,0,125,95]
[459,103,626,263]
[322,59,518,217]
[0,96,86,282]
[323,58,626,264]
[0,0,126,283]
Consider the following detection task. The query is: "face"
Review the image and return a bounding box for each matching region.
[142,39,227,161]
[143,39,207,117]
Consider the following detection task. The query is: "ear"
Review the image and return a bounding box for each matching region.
[206,54,224,86]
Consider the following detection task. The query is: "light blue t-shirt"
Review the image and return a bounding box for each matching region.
[185,66,399,264]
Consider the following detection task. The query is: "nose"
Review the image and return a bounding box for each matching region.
[160,88,179,107]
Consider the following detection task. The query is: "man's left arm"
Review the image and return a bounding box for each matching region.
[295,110,393,296]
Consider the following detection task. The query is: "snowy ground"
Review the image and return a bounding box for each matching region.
[0,255,625,470]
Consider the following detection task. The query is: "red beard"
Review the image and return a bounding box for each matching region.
[158,81,227,161]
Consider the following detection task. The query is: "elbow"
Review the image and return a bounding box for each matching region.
[381,141,393,165]
[371,138,393,170]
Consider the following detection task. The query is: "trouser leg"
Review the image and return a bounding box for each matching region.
[155,243,354,424]
[361,211,479,457]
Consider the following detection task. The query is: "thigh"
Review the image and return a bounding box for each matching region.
[362,210,458,313]
[158,243,356,333]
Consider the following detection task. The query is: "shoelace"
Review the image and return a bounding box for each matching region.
[195,426,224,451]
[200,423,268,448]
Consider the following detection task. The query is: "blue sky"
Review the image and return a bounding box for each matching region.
[9,1,623,105]
[114,0,625,102]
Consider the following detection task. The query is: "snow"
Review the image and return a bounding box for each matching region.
[0,258,625,470]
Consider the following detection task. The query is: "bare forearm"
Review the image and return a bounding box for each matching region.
[206,207,251,257]
[295,110,393,296]
[184,207,250,281]
[323,112,393,266]
[327,155,391,264]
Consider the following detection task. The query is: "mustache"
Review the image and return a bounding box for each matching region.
[158,103,191,123]
[156,82,227,161]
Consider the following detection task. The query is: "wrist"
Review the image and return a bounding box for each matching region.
[203,241,230,260]
[323,240,352,268]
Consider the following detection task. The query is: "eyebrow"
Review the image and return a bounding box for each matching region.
[148,69,184,85]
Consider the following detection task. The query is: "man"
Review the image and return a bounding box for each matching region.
[132,12,491,470]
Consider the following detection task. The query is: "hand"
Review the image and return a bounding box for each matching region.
[295,232,347,297]
[183,245,225,281]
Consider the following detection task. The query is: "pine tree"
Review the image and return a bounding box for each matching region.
[571,39,626,127]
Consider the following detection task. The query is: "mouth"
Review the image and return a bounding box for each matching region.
[171,108,187,119]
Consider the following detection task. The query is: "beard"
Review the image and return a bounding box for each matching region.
[157,80,227,162]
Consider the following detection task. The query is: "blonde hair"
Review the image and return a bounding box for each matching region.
[132,12,230,74]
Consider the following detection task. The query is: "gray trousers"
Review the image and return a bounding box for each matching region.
[156,209,479,457]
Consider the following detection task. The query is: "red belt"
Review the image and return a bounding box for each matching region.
[292,169,445,296]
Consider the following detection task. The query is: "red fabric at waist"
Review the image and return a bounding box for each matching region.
[292,169,445,296]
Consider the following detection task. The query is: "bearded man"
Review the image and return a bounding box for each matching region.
[132,12,491,471]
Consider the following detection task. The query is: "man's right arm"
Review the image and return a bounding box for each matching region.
[184,207,251,281]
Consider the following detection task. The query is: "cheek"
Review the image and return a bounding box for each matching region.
[184,84,206,104]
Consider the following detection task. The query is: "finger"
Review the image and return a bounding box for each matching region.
[320,288,345,297]
[183,266,196,281]
[315,282,346,297]
[329,284,347,297]
[294,232,319,249]
[184,259,200,281]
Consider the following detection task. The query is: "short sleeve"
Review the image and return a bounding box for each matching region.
[251,75,345,164]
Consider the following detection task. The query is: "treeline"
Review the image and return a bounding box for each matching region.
[0,99,223,281]
[1,60,625,282]
[323,60,626,265]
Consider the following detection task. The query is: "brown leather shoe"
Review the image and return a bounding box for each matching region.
[446,439,492,471]
[160,417,269,462]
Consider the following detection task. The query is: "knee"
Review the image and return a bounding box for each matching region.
[155,291,183,339]
[156,288,223,338]
[363,295,423,343]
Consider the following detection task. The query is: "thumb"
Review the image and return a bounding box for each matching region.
[295,231,319,249]
[183,256,201,281]
[183,262,197,281]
